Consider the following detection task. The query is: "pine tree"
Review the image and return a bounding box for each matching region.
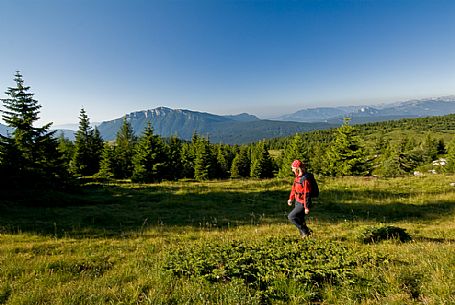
[166,136,183,180]
[194,136,215,181]
[214,144,231,179]
[418,133,438,163]
[325,118,367,176]
[367,132,388,175]
[230,146,251,178]
[436,138,446,155]
[92,127,104,168]
[278,133,308,177]
[373,138,420,177]
[309,141,328,175]
[181,142,195,179]
[0,71,68,188]
[181,133,199,178]
[72,108,103,176]
[131,123,167,182]
[57,133,75,171]
[113,117,136,178]
[97,143,115,179]
[250,141,274,178]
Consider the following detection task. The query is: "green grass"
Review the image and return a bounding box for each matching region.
[1,175,454,304]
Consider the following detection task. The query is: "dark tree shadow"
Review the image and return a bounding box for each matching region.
[0,184,454,238]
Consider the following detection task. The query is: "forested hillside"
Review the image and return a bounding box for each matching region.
[95,107,337,144]
[1,73,455,191]
[50,112,455,183]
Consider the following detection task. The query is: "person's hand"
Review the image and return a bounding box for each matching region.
[304,208,310,214]
[287,199,293,206]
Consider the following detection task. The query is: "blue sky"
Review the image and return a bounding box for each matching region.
[1,0,454,125]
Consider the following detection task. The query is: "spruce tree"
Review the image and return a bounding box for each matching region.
[436,138,446,155]
[0,71,68,188]
[194,136,215,181]
[230,146,251,178]
[113,117,136,178]
[365,132,388,175]
[166,136,183,180]
[131,123,167,182]
[57,133,75,171]
[418,133,438,163]
[181,142,195,179]
[72,108,103,176]
[308,141,327,175]
[373,138,420,177]
[181,133,199,178]
[215,144,231,178]
[97,143,115,179]
[250,141,274,178]
[278,133,308,177]
[325,118,367,176]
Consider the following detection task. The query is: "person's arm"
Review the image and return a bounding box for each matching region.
[288,180,296,205]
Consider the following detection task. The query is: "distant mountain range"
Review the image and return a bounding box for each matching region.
[95,107,334,144]
[274,96,455,124]
[1,96,454,144]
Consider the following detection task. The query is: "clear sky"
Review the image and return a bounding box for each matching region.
[1,0,454,125]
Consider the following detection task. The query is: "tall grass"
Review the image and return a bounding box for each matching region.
[0,175,454,304]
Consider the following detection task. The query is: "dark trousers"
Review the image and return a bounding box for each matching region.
[288,201,310,236]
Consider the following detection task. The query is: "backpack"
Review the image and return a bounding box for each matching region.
[299,173,319,198]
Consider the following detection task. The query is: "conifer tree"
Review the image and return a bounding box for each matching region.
[181,142,195,178]
[72,108,103,176]
[418,133,438,163]
[436,138,446,155]
[113,117,136,178]
[97,143,115,179]
[0,71,68,188]
[325,118,367,176]
[194,136,215,181]
[214,144,232,178]
[131,123,167,182]
[181,133,200,179]
[309,141,328,175]
[373,137,420,177]
[366,132,388,175]
[166,136,183,180]
[278,133,308,177]
[230,146,251,178]
[250,141,274,178]
[57,133,75,170]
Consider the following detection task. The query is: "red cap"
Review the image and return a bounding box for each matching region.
[291,160,302,168]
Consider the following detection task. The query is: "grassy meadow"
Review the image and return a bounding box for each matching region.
[1,175,455,304]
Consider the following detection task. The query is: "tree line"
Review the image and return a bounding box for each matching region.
[1,72,455,190]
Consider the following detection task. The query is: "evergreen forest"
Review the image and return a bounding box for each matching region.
[1,72,455,190]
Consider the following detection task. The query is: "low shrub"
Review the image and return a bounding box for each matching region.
[359,225,412,244]
[164,237,386,303]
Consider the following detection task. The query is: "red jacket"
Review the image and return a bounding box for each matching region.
[289,174,311,209]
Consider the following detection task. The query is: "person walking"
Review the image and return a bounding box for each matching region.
[287,159,312,238]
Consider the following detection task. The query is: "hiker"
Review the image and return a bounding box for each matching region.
[287,159,313,238]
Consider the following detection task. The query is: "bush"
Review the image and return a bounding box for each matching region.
[359,225,412,244]
[164,237,386,303]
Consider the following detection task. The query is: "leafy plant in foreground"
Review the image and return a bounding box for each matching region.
[164,237,386,303]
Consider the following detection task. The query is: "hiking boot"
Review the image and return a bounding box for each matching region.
[300,231,311,239]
